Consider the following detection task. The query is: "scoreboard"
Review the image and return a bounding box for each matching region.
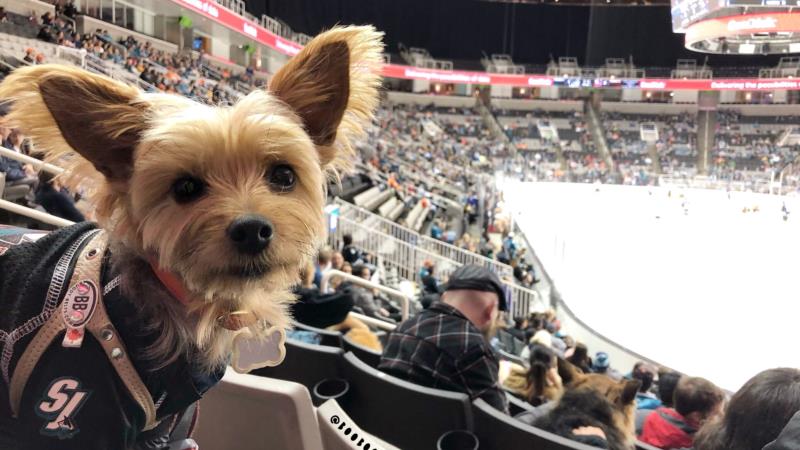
[672,0,800,31]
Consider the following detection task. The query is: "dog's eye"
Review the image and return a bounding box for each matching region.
[267,164,296,192]
[172,176,206,203]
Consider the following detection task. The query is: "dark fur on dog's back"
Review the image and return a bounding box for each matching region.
[535,387,630,449]
[533,359,640,449]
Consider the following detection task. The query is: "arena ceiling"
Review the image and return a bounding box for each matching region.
[249,0,782,68]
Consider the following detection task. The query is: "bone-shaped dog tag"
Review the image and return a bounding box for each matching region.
[231,326,286,374]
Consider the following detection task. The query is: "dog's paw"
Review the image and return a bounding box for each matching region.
[231,326,286,374]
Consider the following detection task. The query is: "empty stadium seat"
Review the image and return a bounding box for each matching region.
[339,351,473,449]
[363,189,394,211]
[252,338,343,398]
[195,370,324,450]
[0,173,30,203]
[377,196,398,218]
[342,334,382,368]
[472,398,595,450]
[353,186,381,208]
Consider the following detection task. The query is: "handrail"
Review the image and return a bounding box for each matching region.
[0,146,64,175]
[334,198,510,275]
[0,199,74,227]
[319,269,410,321]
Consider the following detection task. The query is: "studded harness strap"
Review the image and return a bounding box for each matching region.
[8,231,159,431]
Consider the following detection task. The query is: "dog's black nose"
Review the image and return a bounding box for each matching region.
[227,215,273,254]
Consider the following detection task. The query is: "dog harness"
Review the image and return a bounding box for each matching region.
[8,230,159,431]
[0,223,225,450]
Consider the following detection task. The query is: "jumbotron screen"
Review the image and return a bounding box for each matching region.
[671,0,800,31]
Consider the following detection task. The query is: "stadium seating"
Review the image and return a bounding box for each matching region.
[195,370,324,450]
[316,399,400,450]
[472,398,595,450]
[252,339,344,399]
[342,334,382,369]
[339,352,474,449]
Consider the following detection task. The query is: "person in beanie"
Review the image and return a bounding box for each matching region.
[379,265,509,413]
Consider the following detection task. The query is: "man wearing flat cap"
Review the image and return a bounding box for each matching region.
[379,265,509,413]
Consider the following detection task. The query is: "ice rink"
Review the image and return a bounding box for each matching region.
[503,180,800,391]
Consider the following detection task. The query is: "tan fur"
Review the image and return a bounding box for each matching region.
[502,364,564,404]
[345,328,382,352]
[0,26,383,372]
[269,26,384,176]
[558,359,640,448]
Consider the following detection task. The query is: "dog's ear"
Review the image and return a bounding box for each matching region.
[269,26,383,172]
[557,357,585,386]
[0,64,146,182]
[620,379,641,405]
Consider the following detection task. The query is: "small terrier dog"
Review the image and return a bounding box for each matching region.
[0,26,382,449]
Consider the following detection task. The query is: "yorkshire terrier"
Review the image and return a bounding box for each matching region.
[0,26,383,449]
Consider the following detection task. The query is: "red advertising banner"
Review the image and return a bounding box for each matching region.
[170,0,800,92]
[686,12,800,46]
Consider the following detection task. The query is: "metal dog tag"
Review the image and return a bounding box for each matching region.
[231,326,286,374]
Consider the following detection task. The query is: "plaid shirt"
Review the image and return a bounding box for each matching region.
[378,302,509,414]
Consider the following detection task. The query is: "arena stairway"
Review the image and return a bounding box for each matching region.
[585,99,618,177]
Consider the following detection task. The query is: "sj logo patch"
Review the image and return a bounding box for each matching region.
[35,377,92,439]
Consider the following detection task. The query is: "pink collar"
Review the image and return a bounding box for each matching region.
[148,259,192,306]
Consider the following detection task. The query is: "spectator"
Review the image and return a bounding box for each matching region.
[341,233,362,264]
[505,344,562,408]
[508,316,528,342]
[314,247,332,288]
[379,265,510,413]
[658,371,682,408]
[0,130,37,191]
[331,251,345,271]
[632,363,662,410]
[23,48,36,64]
[64,1,78,18]
[419,274,440,309]
[291,261,354,330]
[566,342,593,374]
[430,219,443,240]
[695,368,800,450]
[637,371,683,434]
[34,171,85,222]
[592,352,622,380]
[640,376,725,449]
[350,264,392,321]
[0,7,7,23]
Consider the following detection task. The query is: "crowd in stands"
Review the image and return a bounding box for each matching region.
[0,125,86,222]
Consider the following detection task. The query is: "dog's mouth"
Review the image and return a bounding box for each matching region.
[229,262,270,278]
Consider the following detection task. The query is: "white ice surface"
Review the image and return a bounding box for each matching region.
[504,181,800,391]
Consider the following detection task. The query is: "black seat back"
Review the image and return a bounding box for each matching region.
[342,334,382,368]
[253,338,343,395]
[506,392,535,416]
[294,321,344,348]
[341,352,473,449]
[472,399,596,450]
